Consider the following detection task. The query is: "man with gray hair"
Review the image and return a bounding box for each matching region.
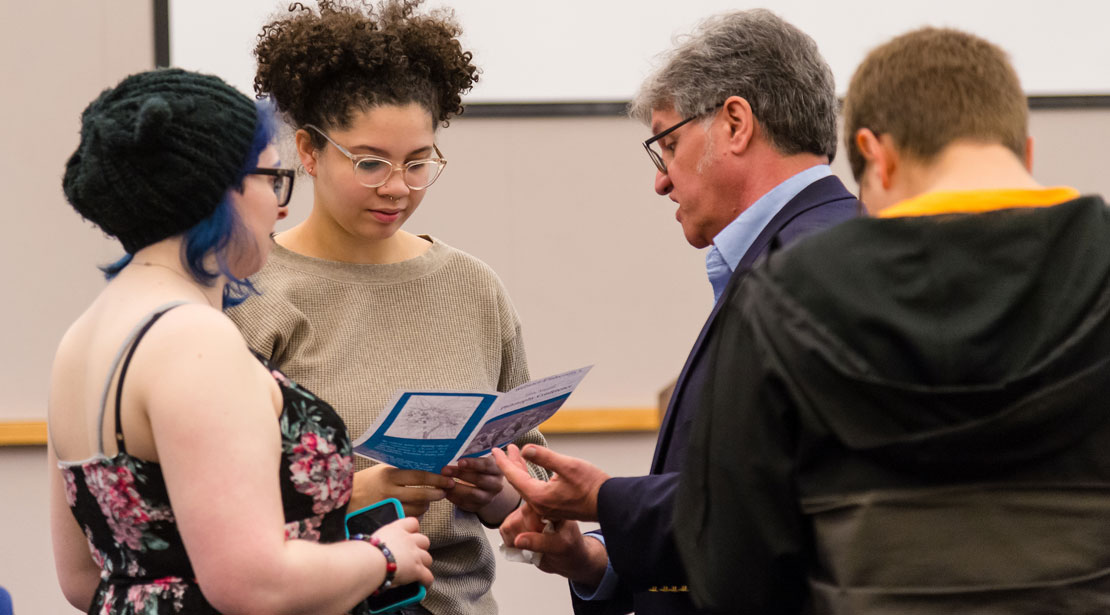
[492,10,859,615]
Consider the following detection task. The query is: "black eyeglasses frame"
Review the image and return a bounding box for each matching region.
[642,116,699,174]
[247,167,296,207]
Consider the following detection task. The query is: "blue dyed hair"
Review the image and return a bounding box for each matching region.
[102,99,279,309]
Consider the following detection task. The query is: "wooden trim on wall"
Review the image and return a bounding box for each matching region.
[538,408,660,434]
[0,421,48,447]
[0,409,660,447]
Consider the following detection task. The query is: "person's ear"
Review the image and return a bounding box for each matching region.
[295,129,318,176]
[1024,136,1034,173]
[721,96,755,155]
[854,128,897,190]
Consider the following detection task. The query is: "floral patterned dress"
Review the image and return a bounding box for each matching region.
[57,305,354,614]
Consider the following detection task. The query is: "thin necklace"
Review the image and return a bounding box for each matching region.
[133,261,220,309]
[134,261,191,280]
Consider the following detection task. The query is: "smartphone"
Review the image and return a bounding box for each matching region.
[344,498,427,614]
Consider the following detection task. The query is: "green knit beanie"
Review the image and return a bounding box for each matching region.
[63,68,259,254]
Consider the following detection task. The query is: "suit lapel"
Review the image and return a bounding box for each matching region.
[739,175,854,270]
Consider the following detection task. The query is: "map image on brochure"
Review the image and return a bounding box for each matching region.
[382,395,486,440]
[352,366,592,472]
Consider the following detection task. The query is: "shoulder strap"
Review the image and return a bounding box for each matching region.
[97,301,189,455]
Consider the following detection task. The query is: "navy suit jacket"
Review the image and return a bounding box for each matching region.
[571,175,861,615]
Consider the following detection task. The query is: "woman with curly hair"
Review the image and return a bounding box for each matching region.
[49,68,432,615]
[228,2,547,613]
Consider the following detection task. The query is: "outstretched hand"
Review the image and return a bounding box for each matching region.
[491,444,610,522]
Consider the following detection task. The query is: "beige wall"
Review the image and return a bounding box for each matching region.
[1,2,154,611]
[1026,108,1110,194]
[1,447,74,612]
[4,1,1110,613]
[1,1,155,422]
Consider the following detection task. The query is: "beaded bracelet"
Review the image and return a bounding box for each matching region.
[351,534,397,595]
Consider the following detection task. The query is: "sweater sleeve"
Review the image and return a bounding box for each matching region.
[497,298,530,392]
[227,267,309,368]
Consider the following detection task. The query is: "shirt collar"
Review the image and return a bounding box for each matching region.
[705,165,832,301]
[712,165,832,271]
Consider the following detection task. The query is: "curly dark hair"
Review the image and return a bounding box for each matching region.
[254,0,478,142]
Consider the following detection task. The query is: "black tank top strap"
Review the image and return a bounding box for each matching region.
[103,302,188,455]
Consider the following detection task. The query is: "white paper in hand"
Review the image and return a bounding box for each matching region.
[499,518,555,566]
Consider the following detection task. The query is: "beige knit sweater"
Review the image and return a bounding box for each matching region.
[228,236,547,615]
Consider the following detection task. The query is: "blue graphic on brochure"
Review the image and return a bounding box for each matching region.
[352,366,592,472]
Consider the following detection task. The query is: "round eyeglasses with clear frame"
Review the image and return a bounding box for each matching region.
[304,124,447,190]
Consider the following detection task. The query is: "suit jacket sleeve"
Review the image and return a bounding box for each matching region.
[597,472,687,589]
[567,474,684,615]
[569,576,635,615]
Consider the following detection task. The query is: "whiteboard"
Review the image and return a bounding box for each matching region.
[170,0,1110,103]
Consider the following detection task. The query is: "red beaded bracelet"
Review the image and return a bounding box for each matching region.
[351,534,396,595]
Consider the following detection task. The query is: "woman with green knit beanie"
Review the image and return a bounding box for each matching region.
[49,67,432,615]
[227,2,549,613]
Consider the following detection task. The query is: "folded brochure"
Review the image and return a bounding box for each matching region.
[352,366,592,472]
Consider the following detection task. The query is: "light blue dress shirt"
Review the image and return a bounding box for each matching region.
[570,532,619,600]
[706,164,832,302]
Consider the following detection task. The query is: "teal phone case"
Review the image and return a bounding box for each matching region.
[344,498,427,614]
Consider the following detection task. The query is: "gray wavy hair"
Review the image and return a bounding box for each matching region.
[630,9,838,161]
